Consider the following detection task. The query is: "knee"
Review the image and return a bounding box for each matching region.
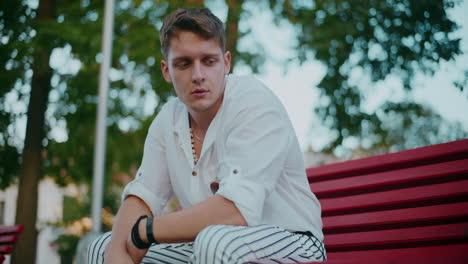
[87,232,112,264]
[192,225,243,264]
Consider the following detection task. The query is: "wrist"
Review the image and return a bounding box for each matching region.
[130,215,160,249]
[130,215,152,249]
[146,216,158,244]
[138,217,148,243]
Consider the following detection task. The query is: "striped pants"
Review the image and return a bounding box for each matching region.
[88,224,326,264]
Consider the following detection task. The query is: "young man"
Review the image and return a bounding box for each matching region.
[88,8,325,264]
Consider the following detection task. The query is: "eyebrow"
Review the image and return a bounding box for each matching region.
[172,53,221,62]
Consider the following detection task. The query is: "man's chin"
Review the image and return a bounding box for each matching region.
[191,106,212,113]
[188,102,212,113]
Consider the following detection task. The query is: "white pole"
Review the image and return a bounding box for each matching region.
[92,0,115,233]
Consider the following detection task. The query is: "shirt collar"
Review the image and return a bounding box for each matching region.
[173,102,189,136]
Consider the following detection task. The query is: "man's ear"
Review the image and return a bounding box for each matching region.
[161,60,172,83]
[224,51,231,75]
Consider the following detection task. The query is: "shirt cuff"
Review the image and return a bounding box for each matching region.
[121,180,165,217]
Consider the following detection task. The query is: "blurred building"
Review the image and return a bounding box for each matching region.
[0,178,64,264]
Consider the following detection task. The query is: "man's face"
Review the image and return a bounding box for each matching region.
[161,31,231,115]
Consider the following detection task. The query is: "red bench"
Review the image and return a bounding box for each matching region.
[306,139,468,263]
[0,225,24,263]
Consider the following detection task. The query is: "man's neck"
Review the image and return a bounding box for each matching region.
[189,98,221,132]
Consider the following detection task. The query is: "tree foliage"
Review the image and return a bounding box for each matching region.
[267,0,466,151]
[0,1,32,188]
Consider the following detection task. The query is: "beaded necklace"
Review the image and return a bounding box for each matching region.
[190,122,220,193]
[190,127,200,165]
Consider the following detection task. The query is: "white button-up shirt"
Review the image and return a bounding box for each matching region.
[122,75,323,240]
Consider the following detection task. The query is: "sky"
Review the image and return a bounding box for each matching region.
[208,0,468,152]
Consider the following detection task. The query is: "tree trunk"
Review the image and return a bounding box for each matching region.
[11,0,54,263]
[225,0,244,72]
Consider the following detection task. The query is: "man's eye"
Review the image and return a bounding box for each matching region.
[204,58,216,65]
[176,61,190,68]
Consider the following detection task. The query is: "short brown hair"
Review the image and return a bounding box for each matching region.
[159,8,226,58]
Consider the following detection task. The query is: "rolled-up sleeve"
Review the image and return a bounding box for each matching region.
[122,109,173,217]
[216,94,291,226]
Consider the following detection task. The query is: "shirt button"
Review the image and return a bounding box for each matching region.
[210,182,219,194]
[192,171,197,176]
[233,169,238,174]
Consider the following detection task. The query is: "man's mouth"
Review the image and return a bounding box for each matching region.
[192,88,208,94]
[191,89,209,98]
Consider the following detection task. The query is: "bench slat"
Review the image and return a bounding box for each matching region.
[323,201,468,233]
[324,243,468,264]
[0,245,12,254]
[325,222,468,251]
[0,235,17,245]
[312,159,468,198]
[307,139,468,181]
[0,225,24,236]
[320,179,468,215]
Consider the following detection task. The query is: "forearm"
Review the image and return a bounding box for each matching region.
[105,195,152,264]
[149,194,247,243]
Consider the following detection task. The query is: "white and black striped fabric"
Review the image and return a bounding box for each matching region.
[88,224,326,264]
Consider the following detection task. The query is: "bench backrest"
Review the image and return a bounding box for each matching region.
[307,139,468,264]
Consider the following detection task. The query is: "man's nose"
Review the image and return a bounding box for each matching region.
[192,61,205,84]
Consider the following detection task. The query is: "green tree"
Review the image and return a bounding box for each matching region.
[267,0,467,152]
[1,0,54,262]
[357,101,468,156]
